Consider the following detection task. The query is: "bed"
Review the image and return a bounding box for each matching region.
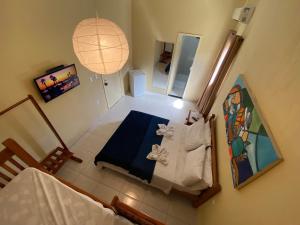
[94,110,221,207]
[0,138,165,225]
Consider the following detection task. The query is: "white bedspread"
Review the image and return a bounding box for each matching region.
[151,122,187,193]
[0,168,133,225]
[152,122,212,194]
[98,121,212,195]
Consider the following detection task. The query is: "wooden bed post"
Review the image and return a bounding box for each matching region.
[0,95,83,174]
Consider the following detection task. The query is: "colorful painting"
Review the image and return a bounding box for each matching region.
[34,64,80,102]
[223,75,282,189]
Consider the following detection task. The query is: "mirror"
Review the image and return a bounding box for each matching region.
[152,41,174,91]
[169,35,200,98]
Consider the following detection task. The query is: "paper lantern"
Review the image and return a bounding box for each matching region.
[72,18,129,75]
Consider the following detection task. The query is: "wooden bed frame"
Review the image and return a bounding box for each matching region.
[173,114,221,208]
[0,138,165,225]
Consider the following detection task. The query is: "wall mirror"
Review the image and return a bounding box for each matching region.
[152,41,174,91]
[151,34,200,98]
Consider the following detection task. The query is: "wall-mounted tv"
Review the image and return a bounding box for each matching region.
[34,64,80,102]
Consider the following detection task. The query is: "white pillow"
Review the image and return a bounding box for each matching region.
[203,121,211,146]
[203,147,213,187]
[181,145,207,186]
[184,117,205,151]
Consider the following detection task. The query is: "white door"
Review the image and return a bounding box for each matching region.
[167,33,200,98]
[102,73,122,108]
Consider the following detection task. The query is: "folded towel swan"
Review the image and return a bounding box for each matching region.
[156,124,174,137]
[146,144,169,165]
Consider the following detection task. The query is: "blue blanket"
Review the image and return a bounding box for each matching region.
[94,110,169,183]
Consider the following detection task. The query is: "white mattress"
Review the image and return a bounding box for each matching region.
[98,122,212,195]
[0,168,133,225]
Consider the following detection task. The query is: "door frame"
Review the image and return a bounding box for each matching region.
[101,72,122,109]
[166,32,201,98]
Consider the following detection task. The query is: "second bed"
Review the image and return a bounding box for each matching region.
[94,110,219,205]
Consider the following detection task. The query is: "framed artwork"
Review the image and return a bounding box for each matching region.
[223,75,282,189]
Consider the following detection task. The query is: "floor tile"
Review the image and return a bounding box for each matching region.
[167,194,197,225]
[55,166,79,184]
[118,193,142,209]
[139,202,168,223]
[143,188,171,213]
[101,169,127,191]
[80,163,105,183]
[71,174,98,193]
[90,183,118,205]
[121,178,148,201]
[166,215,189,225]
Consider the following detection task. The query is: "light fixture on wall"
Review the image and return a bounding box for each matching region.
[72,18,129,75]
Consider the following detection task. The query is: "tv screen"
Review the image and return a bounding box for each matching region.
[34,64,80,102]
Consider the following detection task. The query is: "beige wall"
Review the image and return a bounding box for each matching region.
[132,0,244,101]
[0,0,131,159]
[198,0,300,224]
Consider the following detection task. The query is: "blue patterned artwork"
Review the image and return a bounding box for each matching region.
[223,75,282,188]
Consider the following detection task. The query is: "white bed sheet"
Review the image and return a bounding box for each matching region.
[0,168,133,225]
[173,146,212,194]
[98,122,212,195]
[152,122,186,193]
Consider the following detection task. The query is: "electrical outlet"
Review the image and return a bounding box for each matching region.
[96,100,100,105]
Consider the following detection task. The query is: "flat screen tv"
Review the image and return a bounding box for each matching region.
[34,64,80,102]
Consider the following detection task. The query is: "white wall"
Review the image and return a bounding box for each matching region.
[132,0,244,100]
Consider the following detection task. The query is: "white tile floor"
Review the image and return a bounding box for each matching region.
[56,93,198,225]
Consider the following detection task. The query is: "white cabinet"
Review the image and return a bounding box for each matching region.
[129,70,146,97]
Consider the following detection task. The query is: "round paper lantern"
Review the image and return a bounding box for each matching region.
[72,18,129,75]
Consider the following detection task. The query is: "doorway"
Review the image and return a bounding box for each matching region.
[102,72,122,108]
[168,34,200,98]
[152,41,174,91]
